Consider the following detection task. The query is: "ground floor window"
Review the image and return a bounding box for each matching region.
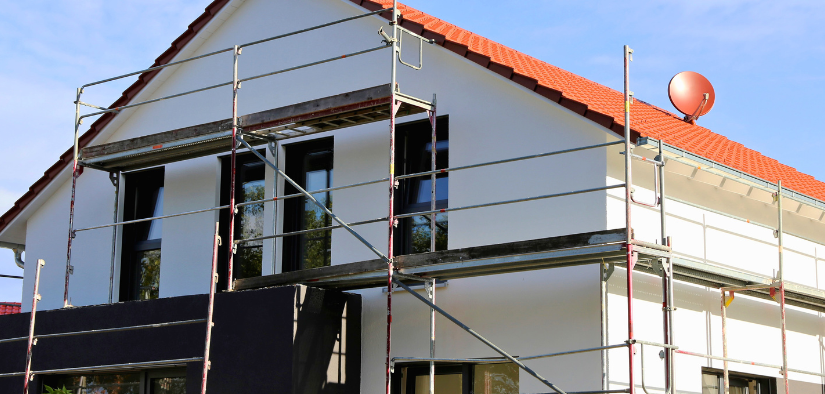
[42,368,185,394]
[393,362,518,394]
[701,368,776,394]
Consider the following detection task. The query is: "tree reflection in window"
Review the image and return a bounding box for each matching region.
[283,139,333,271]
[235,161,265,279]
[44,373,141,394]
[151,376,186,394]
[299,153,333,269]
[394,116,448,255]
[121,168,164,302]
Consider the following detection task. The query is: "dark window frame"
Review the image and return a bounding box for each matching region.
[218,150,266,290]
[393,115,449,256]
[392,362,525,394]
[41,367,186,394]
[119,167,165,302]
[282,137,334,272]
[701,367,777,394]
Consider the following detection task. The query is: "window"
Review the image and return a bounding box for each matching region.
[42,369,185,394]
[702,368,776,394]
[392,362,518,394]
[120,167,164,301]
[219,152,266,284]
[394,116,448,255]
[283,138,334,271]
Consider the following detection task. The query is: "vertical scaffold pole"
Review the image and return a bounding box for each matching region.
[23,259,44,394]
[269,141,279,274]
[201,223,220,394]
[721,289,730,394]
[600,263,610,392]
[227,45,240,291]
[108,171,120,304]
[623,44,636,394]
[777,180,790,394]
[65,88,82,308]
[427,278,436,394]
[386,3,399,393]
[429,95,437,253]
[658,141,674,393]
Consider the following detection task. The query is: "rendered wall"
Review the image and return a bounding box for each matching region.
[605,145,825,392]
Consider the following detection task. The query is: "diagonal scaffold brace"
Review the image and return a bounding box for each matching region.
[393,278,568,394]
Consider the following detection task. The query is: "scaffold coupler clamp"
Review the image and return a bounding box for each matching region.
[378,27,396,45]
[624,338,637,354]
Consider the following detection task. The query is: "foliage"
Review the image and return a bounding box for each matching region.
[44,385,72,394]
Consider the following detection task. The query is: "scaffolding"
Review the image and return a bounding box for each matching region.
[6,2,825,394]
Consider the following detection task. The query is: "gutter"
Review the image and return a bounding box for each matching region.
[0,241,25,269]
[638,137,825,217]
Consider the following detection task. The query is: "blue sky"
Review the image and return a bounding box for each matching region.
[0,0,823,302]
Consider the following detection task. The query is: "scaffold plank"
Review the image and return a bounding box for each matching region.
[79,84,427,171]
[234,228,627,290]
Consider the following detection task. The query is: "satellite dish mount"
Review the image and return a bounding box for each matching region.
[668,71,715,125]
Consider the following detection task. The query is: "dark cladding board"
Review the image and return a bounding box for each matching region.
[0,286,361,394]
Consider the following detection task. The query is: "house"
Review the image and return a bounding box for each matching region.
[1,0,824,393]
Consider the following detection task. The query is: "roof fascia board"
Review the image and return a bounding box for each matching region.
[0,0,246,244]
[639,136,825,212]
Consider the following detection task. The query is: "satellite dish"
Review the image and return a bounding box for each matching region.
[668,71,715,124]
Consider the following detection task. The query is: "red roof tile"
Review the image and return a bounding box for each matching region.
[0,302,21,315]
[355,0,825,201]
[0,0,823,240]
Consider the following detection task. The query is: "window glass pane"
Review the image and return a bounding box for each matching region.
[409,213,447,254]
[236,161,265,279]
[146,187,164,240]
[151,377,186,394]
[300,152,332,270]
[414,373,462,394]
[44,373,141,394]
[306,169,328,192]
[137,249,161,300]
[415,177,448,204]
[474,363,519,394]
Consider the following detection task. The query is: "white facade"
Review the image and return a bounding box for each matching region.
[3,0,825,392]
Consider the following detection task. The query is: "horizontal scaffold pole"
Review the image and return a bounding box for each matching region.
[395,184,626,219]
[395,140,624,180]
[81,9,390,88]
[236,217,387,244]
[393,278,568,394]
[675,350,825,378]
[238,136,389,263]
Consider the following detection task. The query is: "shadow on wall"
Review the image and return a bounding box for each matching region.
[294,286,361,394]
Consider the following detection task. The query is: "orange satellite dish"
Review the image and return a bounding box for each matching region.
[668,71,715,123]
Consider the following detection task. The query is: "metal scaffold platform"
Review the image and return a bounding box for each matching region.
[80,84,429,171]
